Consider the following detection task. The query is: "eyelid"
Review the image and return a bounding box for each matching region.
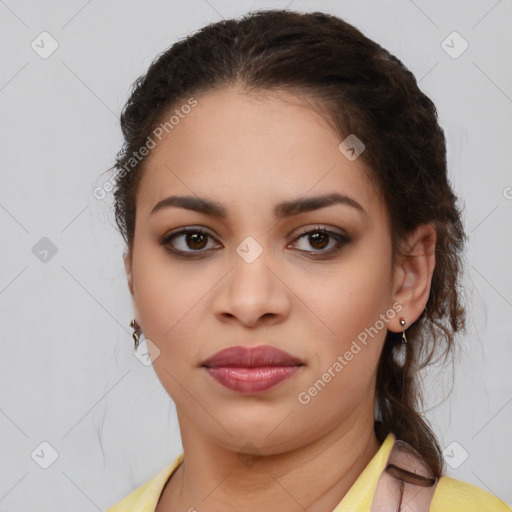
[292,224,347,239]
[160,226,218,245]
[161,224,347,242]
[161,224,214,238]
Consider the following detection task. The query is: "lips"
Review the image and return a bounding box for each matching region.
[201,345,304,368]
[201,345,304,394]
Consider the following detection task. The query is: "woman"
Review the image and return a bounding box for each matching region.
[105,9,511,511]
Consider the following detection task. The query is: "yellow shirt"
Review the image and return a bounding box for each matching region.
[106,433,511,511]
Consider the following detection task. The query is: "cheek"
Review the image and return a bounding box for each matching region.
[298,261,391,337]
[297,274,388,413]
[294,258,391,385]
[132,244,208,346]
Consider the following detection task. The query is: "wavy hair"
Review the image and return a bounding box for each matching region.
[109,9,467,477]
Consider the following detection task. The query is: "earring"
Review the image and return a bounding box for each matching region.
[399,318,407,344]
[130,318,142,351]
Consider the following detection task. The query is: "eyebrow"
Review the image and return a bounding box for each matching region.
[150,192,366,219]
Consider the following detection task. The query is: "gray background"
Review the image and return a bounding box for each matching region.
[0,0,511,509]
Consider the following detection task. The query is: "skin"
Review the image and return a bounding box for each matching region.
[123,83,436,512]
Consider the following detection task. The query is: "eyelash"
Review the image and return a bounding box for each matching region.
[160,225,350,259]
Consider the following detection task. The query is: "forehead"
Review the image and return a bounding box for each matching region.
[136,84,385,222]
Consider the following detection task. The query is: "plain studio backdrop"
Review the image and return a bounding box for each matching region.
[0,0,511,510]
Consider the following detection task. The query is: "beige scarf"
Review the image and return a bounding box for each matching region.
[370,439,438,511]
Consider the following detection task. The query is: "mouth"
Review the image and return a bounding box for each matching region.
[201,345,304,394]
[201,344,304,368]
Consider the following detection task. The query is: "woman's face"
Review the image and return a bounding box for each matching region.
[125,84,403,454]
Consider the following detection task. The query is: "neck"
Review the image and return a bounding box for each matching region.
[156,415,383,512]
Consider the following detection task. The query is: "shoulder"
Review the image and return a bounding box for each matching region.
[431,475,511,511]
[105,479,153,512]
[105,474,160,512]
[106,454,184,512]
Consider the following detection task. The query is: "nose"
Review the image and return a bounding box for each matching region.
[212,246,291,328]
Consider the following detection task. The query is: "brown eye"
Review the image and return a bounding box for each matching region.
[183,231,208,250]
[160,225,349,259]
[308,231,330,250]
[289,227,350,256]
[161,228,220,255]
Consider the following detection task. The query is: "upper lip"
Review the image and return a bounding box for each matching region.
[201,345,304,368]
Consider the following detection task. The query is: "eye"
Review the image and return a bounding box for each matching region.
[160,225,350,258]
[288,226,350,255]
[161,227,220,256]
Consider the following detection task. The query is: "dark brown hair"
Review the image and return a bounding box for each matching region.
[110,9,467,477]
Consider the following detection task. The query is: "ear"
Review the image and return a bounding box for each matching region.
[389,223,436,333]
[124,249,140,323]
[124,249,134,296]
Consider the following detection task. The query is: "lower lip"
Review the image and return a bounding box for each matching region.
[204,366,302,394]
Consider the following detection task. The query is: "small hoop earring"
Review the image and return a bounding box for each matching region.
[130,318,142,351]
[399,318,407,344]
